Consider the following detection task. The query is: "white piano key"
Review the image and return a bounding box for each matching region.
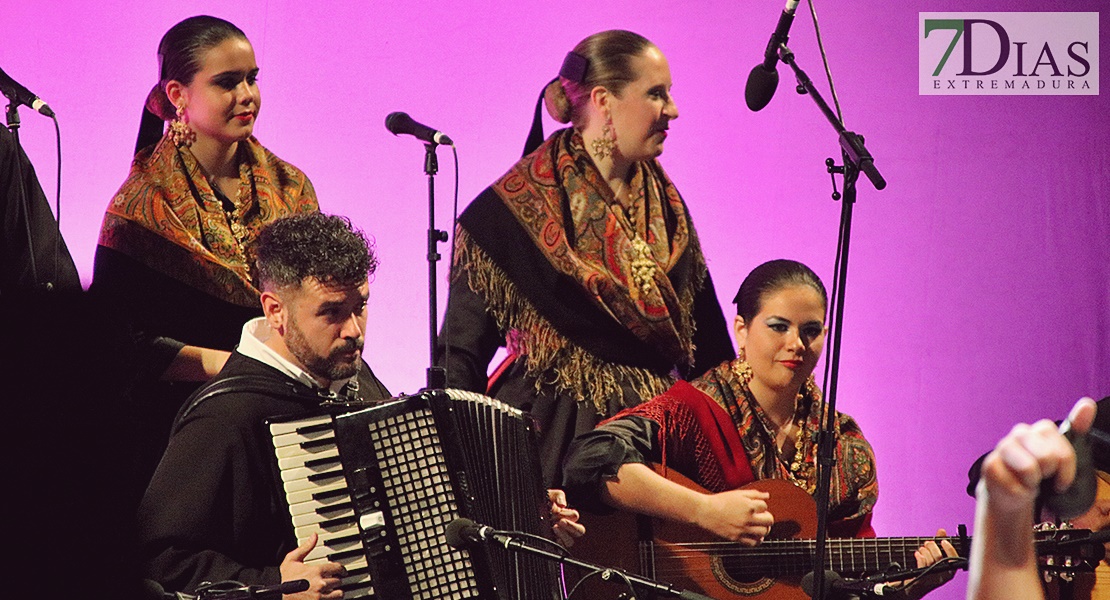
[288,493,350,517]
[340,571,372,588]
[287,480,349,505]
[269,414,334,437]
[279,462,343,483]
[292,506,354,527]
[296,520,358,541]
[272,428,336,449]
[274,439,335,458]
[306,535,364,562]
[282,473,347,495]
[277,446,339,470]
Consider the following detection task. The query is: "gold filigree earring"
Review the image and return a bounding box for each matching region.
[169,104,196,148]
[731,356,753,382]
[591,112,616,160]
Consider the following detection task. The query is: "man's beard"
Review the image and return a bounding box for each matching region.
[285,317,363,383]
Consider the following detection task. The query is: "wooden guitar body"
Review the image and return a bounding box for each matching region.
[569,474,943,600]
[569,469,1099,600]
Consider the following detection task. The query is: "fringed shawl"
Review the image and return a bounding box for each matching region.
[455,128,714,414]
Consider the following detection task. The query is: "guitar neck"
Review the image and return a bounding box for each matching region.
[763,537,946,577]
[670,536,957,579]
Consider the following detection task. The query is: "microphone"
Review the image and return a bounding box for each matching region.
[385,111,453,146]
[0,66,55,117]
[1041,417,1096,520]
[801,570,897,598]
[744,0,800,111]
[444,517,504,548]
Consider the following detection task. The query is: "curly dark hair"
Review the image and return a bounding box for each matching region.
[732,259,827,324]
[253,212,377,290]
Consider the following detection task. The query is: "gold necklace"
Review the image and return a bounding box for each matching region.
[612,180,656,293]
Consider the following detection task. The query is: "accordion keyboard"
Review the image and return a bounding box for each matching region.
[270,413,375,598]
[267,389,561,600]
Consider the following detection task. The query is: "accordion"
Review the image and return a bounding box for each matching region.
[267,388,563,600]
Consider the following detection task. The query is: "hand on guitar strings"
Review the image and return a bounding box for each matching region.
[890,528,961,599]
[692,487,775,546]
[548,488,587,548]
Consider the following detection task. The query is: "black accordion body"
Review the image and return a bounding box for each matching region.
[267,388,562,600]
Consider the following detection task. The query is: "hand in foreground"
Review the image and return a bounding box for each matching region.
[967,397,1098,600]
[279,533,346,600]
[547,489,586,548]
[980,397,1096,515]
[693,487,774,545]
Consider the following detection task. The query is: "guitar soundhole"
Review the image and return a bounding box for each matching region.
[711,520,804,595]
[712,554,775,595]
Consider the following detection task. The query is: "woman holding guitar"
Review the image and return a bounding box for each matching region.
[564,259,958,599]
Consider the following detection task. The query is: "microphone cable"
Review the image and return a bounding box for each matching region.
[440,143,460,386]
[50,113,62,290]
[804,0,845,126]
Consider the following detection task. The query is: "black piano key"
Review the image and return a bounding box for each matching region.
[316,502,354,517]
[320,515,356,529]
[312,488,350,502]
[307,471,344,484]
[296,422,335,435]
[323,532,363,547]
[305,456,342,470]
[328,548,366,562]
[301,437,338,451]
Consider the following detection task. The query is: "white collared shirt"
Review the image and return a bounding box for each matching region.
[236,317,356,396]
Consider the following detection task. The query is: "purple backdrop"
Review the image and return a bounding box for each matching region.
[5,2,1107,598]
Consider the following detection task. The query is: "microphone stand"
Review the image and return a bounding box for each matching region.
[421,142,449,390]
[473,534,713,600]
[776,42,885,600]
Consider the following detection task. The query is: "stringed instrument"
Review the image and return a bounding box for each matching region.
[570,473,1104,600]
[1045,471,1110,600]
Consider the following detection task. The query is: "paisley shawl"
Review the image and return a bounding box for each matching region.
[691,359,878,525]
[456,128,723,413]
[99,134,318,307]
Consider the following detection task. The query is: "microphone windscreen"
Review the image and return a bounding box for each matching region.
[385,111,412,135]
[444,517,476,548]
[800,570,841,598]
[279,579,310,594]
[744,65,780,112]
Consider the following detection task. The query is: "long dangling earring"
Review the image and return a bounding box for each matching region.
[731,348,753,381]
[591,111,616,160]
[170,104,196,148]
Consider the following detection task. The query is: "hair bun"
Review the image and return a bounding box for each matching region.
[144,83,175,122]
[543,79,573,124]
